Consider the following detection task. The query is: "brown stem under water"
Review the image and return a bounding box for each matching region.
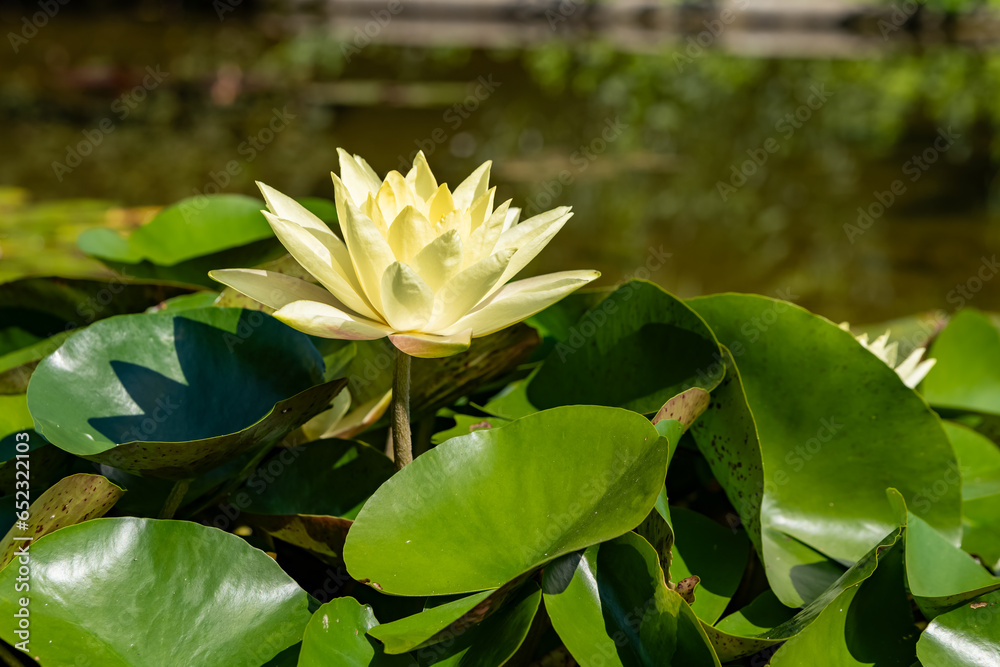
[392,349,413,470]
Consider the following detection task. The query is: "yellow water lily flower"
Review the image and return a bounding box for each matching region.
[210,149,599,358]
[840,323,937,389]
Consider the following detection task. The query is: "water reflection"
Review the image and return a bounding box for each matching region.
[1,10,998,323]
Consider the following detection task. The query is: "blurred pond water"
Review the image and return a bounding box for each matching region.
[1,7,999,324]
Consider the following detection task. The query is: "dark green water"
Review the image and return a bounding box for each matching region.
[2,12,999,324]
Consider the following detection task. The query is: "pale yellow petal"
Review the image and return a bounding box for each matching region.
[464,199,511,268]
[489,207,573,296]
[332,173,396,311]
[442,270,600,337]
[452,160,491,211]
[503,206,521,233]
[363,193,391,239]
[469,187,497,230]
[301,388,353,441]
[411,230,463,291]
[327,390,392,439]
[273,300,392,340]
[388,206,435,262]
[389,329,472,359]
[385,171,415,217]
[380,261,435,331]
[261,211,380,321]
[209,268,345,311]
[374,181,399,223]
[427,184,457,224]
[337,148,382,207]
[429,248,515,330]
[437,209,471,241]
[257,182,330,234]
[405,151,439,203]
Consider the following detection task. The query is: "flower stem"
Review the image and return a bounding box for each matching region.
[392,349,413,470]
[159,479,191,520]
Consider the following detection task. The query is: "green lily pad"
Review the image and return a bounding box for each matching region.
[916,589,1000,666]
[946,421,1000,570]
[298,597,411,667]
[78,194,289,288]
[923,309,1000,417]
[370,589,496,654]
[413,582,542,666]
[0,330,74,394]
[0,473,123,568]
[903,511,1000,618]
[528,281,723,414]
[344,406,670,596]
[542,531,720,666]
[669,507,750,624]
[27,308,345,478]
[689,295,961,582]
[768,541,917,666]
[0,517,311,666]
[705,528,903,661]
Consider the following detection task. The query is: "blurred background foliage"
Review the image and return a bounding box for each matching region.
[1,0,999,323]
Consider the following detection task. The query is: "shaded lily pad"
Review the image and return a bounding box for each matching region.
[528,281,723,414]
[27,308,344,478]
[669,507,750,625]
[705,528,903,661]
[344,406,670,596]
[0,473,124,568]
[541,531,720,666]
[946,421,1000,570]
[0,275,190,339]
[689,294,961,589]
[413,582,542,666]
[0,517,312,666]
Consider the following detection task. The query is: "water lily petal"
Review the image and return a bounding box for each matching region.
[430,248,515,330]
[405,151,439,203]
[469,187,497,230]
[503,206,521,233]
[332,173,397,310]
[337,148,382,207]
[389,329,472,359]
[257,182,330,234]
[411,229,463,291]
[380,261,435,331]
[261,210,380,320]
[273,300,392,340]
[452,160,491,211]
[209,268,347,311]
[490,207,574,295]
[385,171,416,217]
[428,184,457,225]
[896,348,937,388]
[442,270,600,337]
[464,199,511,268]
[388,206,435,262]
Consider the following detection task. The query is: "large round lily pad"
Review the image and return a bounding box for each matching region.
[27,308,344,478]
[0,517,311,666]
[344,406,670,596]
